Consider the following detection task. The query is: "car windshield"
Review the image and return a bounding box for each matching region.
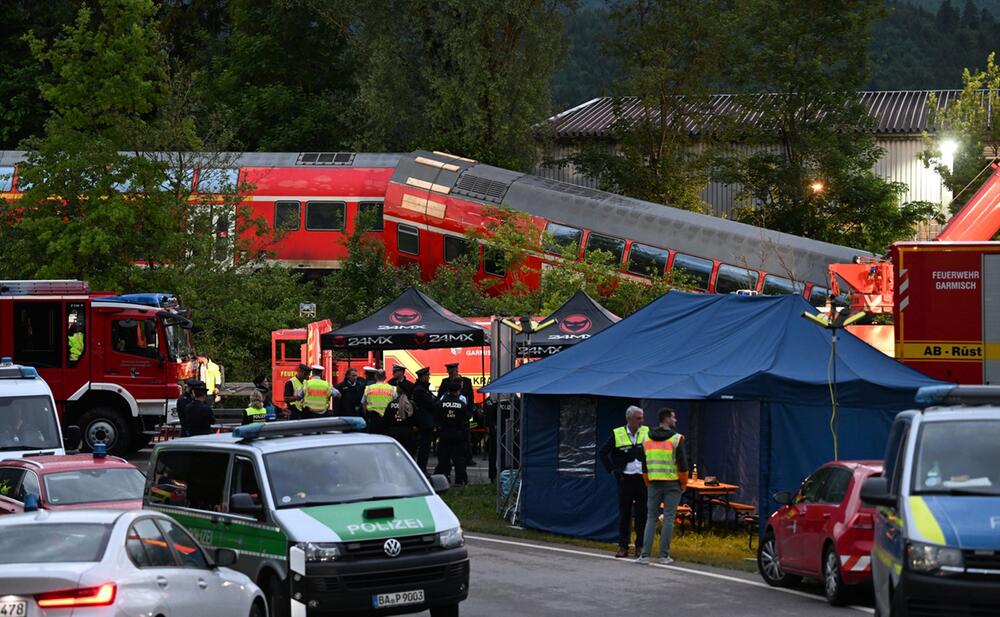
[164,322,194,361]
[0,524,111,563]
[913,419,1000,495]
[0,395,61,451]
[265,443,431,509]
[44,468,146,505]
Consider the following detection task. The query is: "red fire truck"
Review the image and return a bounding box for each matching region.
[893,242,1000,384]
[0,280,196,455]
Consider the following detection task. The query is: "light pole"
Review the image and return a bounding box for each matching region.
[801,306,866,461]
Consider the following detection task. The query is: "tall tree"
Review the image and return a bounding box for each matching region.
[565,0,730,212]
[346,0,569,171]
[714,0,939,253]
[921,53,1000,216]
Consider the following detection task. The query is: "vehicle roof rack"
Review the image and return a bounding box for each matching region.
[916,385,1000,406]
[232,417,367,442]
[0,280,90,296]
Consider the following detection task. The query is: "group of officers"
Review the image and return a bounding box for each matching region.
[279,361,480,485]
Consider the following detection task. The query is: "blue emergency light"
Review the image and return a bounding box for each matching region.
[93,443,108,458]
[233,417,366,441]
[916,384,1000,406]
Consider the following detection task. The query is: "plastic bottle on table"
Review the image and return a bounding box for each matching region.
[692,464,698,481]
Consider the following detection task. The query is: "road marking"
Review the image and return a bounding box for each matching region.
[465,534,874,614]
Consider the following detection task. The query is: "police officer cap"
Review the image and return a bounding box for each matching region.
[415,367,430,377]
[298,363,310,372]
[363,365,377,374]
[445,362,459,369]
[192,383,209,395]
[311,364,324,372]
[392,364,406,372]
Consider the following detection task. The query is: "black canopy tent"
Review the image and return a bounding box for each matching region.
[321,287,487,352]
[514,290,620,358]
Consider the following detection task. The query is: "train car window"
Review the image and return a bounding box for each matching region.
[715,264,760,294]
[306,201,346,231]
[358,202,384,231]
[274,202,300,231]
[809,286,830,307]
[626,243,669,277]
[584,233,625,264]
[398,224,420,255]
[196,168,239,193]
[762,275,805,296]
[543,223,583,254]
[669,253,712,291]
[444,236,471,263]
[0,167,14,192]
[158,169,194,193]
[484,248,506,277]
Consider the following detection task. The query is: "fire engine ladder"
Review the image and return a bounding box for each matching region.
[0,280,91,295]
[937,161,1000,241]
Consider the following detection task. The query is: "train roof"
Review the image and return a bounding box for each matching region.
[0,151,402,169]
[392,150,871,285]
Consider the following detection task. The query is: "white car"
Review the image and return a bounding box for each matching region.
[0,509,267,617]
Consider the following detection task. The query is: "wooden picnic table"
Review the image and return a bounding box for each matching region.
[684,479,740,530]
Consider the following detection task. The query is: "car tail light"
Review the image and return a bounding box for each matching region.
[36,583,116,608]
[850,512,874,529]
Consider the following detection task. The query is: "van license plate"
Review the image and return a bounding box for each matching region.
[373,589,424,608]
[0,601,26,616]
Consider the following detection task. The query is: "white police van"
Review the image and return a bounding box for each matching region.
[144,417,469,617]
[862,385,1000,616]
[0,357,76,460]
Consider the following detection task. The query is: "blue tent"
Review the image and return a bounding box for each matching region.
[484,292,945,541]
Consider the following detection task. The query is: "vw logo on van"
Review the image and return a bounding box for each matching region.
[383,538,402,558]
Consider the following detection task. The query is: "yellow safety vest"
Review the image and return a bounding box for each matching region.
[613,425,649,449]
[245,406,267,418]
[644,433,682,481]
[203,361,221,392]
[68,332,85,362]
[302,377,331,412]
[288,376,304,410]
[364,383,395,416]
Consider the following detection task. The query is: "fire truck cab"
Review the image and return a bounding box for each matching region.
[0,280,195,455]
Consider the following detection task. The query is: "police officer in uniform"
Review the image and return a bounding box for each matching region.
[437,362,474,404]
[434,379,472,485]
[362,369,395,434]
[599,405,649,558]
[283,363,309,419]
[335,367,366,418]
[243,389,268,425]
[182,382,216,437]
[384,380,417,457]
[411,367,440,474]
[176,378,199,437]
[301,365,339,417]
[388,364,410,388]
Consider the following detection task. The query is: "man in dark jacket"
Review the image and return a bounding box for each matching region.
[434,379,472,485]
[599,405,649,558]
[411,367,440,474]
[182,384,216,437]
[175,378,199,437]
[384,380,417,457]
[335,367,367,417]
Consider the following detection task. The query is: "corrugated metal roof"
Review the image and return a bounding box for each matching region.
[548,91,981,139]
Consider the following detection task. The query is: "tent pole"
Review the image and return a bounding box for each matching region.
[831,330,839,461]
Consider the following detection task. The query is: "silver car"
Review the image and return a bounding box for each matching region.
[0,509,267,617]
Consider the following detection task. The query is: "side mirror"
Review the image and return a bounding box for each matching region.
[213,547,238,568]
[230,493,263,516]
[860,477,895,508]
[772,490,793,506]
[430,474,450,494]
[62,425,82,452]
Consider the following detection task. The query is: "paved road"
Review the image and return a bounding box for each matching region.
[456,534,874,617]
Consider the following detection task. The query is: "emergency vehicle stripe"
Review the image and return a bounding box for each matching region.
[909,496,946,545]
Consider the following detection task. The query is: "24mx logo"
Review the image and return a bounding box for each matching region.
[428,333,475,344]
[348,336,394,346]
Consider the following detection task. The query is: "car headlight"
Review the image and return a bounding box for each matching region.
[438,527,464,549]
[294,542,341,562]
[906,541,963,573]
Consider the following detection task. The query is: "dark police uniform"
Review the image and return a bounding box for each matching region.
[434,388,472,485]
[384,385,417,458]
[335,376,367,417]
[599,424,649,556]
[182,396,216,437]
[411,370,439,474]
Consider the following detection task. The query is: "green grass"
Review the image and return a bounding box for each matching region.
[443,483,757,572]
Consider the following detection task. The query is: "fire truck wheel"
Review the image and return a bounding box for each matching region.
[79,407,133,455]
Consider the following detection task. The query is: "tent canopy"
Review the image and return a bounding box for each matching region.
[321,287,487,351]
[486,292,942,407]
[515,291,620,357]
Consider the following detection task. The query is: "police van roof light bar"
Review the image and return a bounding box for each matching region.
[232,417,367,441]
[916,385,1000,406]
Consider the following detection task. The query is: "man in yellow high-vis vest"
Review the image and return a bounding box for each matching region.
[362,369,396,433]
[283,364,310,420]
[301,365,338,416]
[599,405,649,558]
[637,407,689,565]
